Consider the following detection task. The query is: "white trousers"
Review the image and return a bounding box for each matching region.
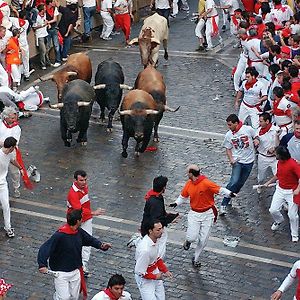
[206,16,222,48]
[9,150,20,190]
[100,12,114,38]
[0,183,11,230]
[81,218,92,268]
[135,275,165,300]
[269,185,299,238]
[186,209,214,262]
[257,154,277,183]
[172,0,178,16]
[195,18,205,39]
[10,64,21,85]
[21,44,30,77]
[238,102,260,129]
[0,62,8,87]
[234,54,247,92]
[54,269,81,300]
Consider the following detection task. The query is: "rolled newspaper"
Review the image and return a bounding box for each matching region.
[252,183,276,190]
[47,270,59,278]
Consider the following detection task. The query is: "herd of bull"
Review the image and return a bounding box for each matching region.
[38,13,176,157]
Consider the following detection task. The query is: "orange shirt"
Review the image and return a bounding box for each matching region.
[6,37,21,65]
[181,176,220,212]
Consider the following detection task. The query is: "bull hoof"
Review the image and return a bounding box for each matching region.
[81,142,87,146]
[64,141,71,147]
[134,151,140,157]
[153,137,159,143]
[106,128,113,133]
[121,151,128,158]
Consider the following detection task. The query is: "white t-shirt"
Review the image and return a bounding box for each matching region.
[223,125,256,164]
[101,0,112,11]
[274,96,294,125]
[244,38,262,61]
[91,290,132,300]
[0,149,13,186]
[0,121,21,145]
[255,124,279,156]
[205,0,218,17]
[222,0,239,15]
[155,0,170,9]
[291,24,300,34]
[33,14,48,39]
[114,0,131,14]
[270,5,293,27]
[0,29,12,53]
[239,79,268,106]
[83,0,96,8]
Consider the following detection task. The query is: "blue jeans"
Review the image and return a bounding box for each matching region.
[47,28,61,63]
[62,36,71,59]
[221,162,254,206]
[83,6,96,35]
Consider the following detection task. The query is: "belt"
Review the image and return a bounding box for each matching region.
[207,14,218,18]
[101,10,109,12]
[249,59,263,63]
[192,205,218,222]
[242,101,262,111]
[279,121,292,128]
[258,153,275,157]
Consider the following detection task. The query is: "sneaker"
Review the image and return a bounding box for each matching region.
[111,31,120,35]
[183,240,191,250]
[192,258,201,268]
[271,222,281,231]
[62,57,68,62]
[257,186,262,194]
[6,228,15,238]
[52,62,61,68]
[41,66,46,70]
[83,266,91,278]
[292,236,299,243]
[219,205,227,216]
[195,46,205,51]
[14,189,20,198]
[127,233,140,248]
[170,14,176,18]
[24,76,30,81]
[102,36,112,40]
[222,24,226,32]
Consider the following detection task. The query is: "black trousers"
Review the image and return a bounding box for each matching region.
[156,8,170,27]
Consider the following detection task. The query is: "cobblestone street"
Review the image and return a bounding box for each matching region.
[0,0,300,299]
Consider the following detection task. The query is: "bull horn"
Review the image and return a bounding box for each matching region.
[119,84,133,90]
[164,105,180,112]
[49,103,64,109]
[67,71,78,77]
[77,101,91,106]
[40,74,54,81]
[93,84,106,90]
[145,109,159,115]
[119,109,133,115]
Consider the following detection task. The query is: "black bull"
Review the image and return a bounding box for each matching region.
[49,79,95,147]
[94,60,132,131]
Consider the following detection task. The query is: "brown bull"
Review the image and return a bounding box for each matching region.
[134,65,179,141]
[119,89,159,158]
[39,52,92,101]
[129,13,168,68]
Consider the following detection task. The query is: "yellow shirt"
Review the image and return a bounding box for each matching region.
[198,0,205,14]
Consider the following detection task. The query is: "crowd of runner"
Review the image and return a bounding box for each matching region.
[1,0,300,299]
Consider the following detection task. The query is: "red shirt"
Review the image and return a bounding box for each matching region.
[241,0,255,12]
[67,182,92,222]
[277,158,300,190]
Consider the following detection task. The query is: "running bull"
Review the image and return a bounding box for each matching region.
[129,13,169,68]
[119,89,159,158]
[39,52,92,101]
[93,60,132,131]
[134,65,179,142]
[49,79,95,147]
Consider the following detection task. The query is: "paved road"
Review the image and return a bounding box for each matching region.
[0,1,299,299]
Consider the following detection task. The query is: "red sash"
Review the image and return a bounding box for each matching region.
[211,16,219,37]
[259,123,272,136]
[15,147,33,189]
[103,288,118,300]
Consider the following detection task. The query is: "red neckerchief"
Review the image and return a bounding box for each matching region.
[231,15,239,26]
[18,18,25,27]
[259,123,272,135]
[232,121,243,134]
[3,120,19,128]
[58,224,78,234]
[103,288,118,300]
[144,189,160,201]
[191,175,206,185]
[245,78,257,90]
[46,6,54,18]
[0,2,8,7]
[275,4,287,12]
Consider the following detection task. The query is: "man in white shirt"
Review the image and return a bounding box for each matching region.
[0,136,23,238]
[151,0,171,26]
[100,0,114,40]
[235,66,269,129]
[220,114,256,215]
[0,25,11,86]
[270,0,293,28]
[91,274,132,300]
[135,220,172,300]
[0,107,21,199]
[254,112,279,193]
[82,0,97,39]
